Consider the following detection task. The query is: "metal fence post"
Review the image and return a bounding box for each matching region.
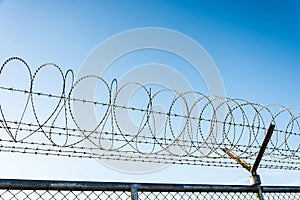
[249,174,264,200]
[131,185,139,200]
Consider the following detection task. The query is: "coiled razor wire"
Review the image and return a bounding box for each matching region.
[0,57,299,170]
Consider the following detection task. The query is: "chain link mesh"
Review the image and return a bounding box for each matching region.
[1,189,299,199]
[139,191,257,200]
[264,192,300,200]
[0,189,130,200]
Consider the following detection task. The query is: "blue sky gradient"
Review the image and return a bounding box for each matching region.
[0,0,300,185]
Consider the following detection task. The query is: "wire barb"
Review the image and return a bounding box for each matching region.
[0,57,300,170]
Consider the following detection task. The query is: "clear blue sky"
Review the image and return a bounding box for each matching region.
[0,0,299,185]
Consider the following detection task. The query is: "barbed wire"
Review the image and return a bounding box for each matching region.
[0,57,299,169]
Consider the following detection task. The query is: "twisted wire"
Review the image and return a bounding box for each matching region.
[0,57,299,169]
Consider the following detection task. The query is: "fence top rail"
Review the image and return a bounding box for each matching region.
[262,186,300,193]
[0,178,299,193]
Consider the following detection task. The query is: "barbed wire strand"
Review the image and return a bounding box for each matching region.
[0,57,300,170]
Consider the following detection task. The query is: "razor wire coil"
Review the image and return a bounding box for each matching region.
[0,57,299,169]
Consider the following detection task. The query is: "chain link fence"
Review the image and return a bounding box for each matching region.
[0,179,299,200]
[0,190,130,200]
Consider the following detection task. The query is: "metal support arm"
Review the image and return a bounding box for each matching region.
[223,123,275,200]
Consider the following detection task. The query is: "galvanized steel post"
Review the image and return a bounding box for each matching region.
[131,184,139,200]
